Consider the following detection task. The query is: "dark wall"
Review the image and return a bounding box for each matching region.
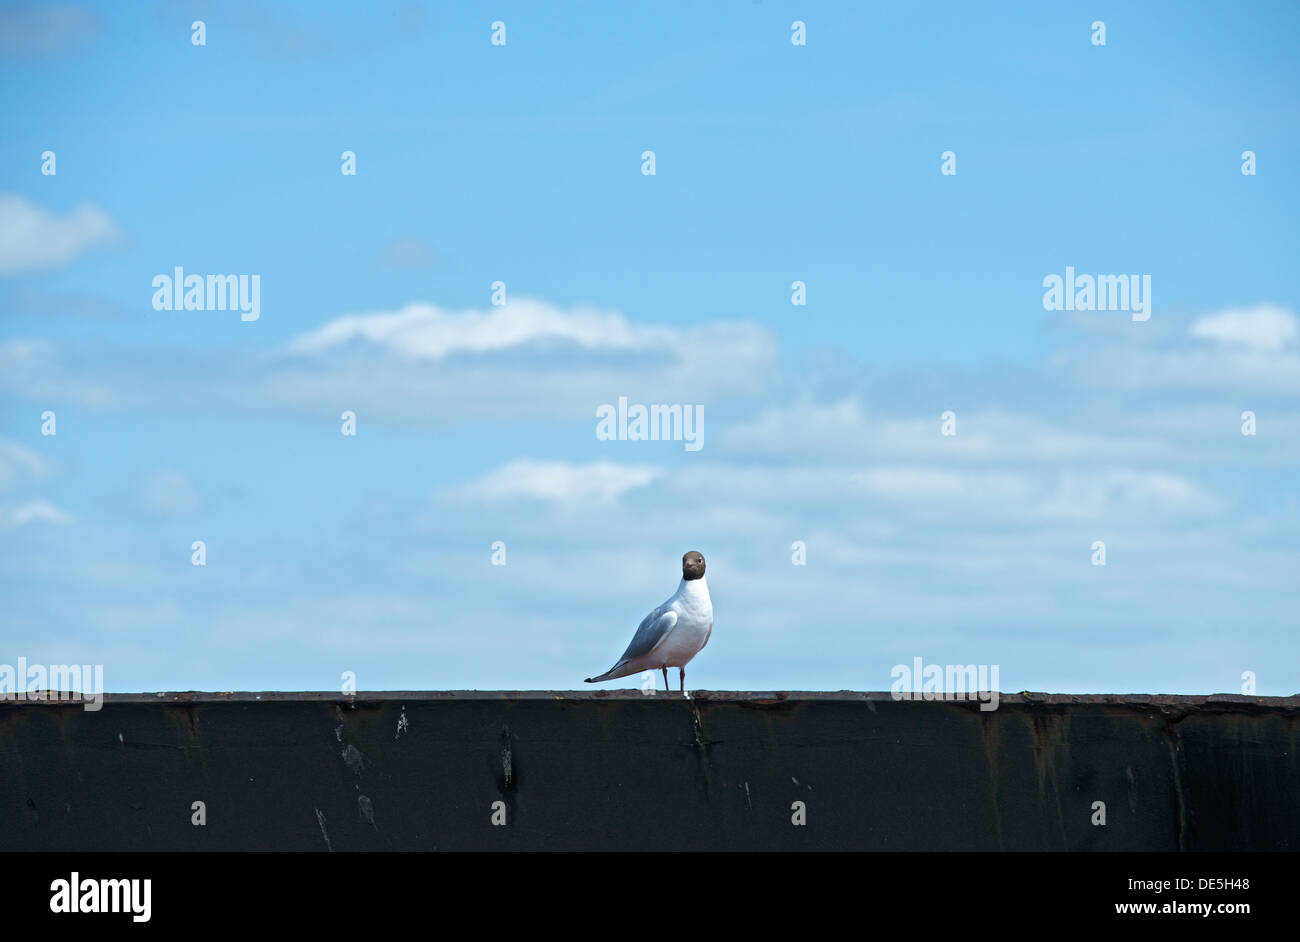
[2,691,1296,851]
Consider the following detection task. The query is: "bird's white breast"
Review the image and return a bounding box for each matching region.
[656,576,713,667]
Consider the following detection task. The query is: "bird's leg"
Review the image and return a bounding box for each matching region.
[662,667,669,691]
[679,667,686,694]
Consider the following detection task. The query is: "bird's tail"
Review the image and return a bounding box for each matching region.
[584,662,635,684]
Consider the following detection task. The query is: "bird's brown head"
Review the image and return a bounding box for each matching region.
[682,551,706,581]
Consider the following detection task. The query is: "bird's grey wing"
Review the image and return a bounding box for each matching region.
[616,608,678,664]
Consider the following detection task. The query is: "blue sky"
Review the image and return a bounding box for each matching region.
[1,0,1297,695]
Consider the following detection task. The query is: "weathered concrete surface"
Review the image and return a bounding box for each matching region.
[1,691,1296,851]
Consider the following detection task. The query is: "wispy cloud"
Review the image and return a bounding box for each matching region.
[456,459,662,507]
[0,298,776,420]
[287,298,697,360]
[1048,304,1300,394]
[1190,303,1298,352]
[0,438,52,492]
[722,400,1173,464]
[0,499,73,529]
[0,339,116,407]
[646,463,1222,521]
[0,194,121,276]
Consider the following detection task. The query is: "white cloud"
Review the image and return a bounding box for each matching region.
[457,459,662,506]
[1190,303,1298,352]
[0,339,116,407]
[721,399,1169,463]
[1035,469,1220,519]
[0,194,121,275]
[1060,345,1300,394]
[0,499,73,529]
[0,437,52,491]
[280,298,778,414]
[1018,305,1300,395]
[650,462,1221,521]
[288,297,688,360]
[0,295,776,420]
[444,458,1221,522]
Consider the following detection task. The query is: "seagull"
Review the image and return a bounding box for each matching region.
[585,551,713,693]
